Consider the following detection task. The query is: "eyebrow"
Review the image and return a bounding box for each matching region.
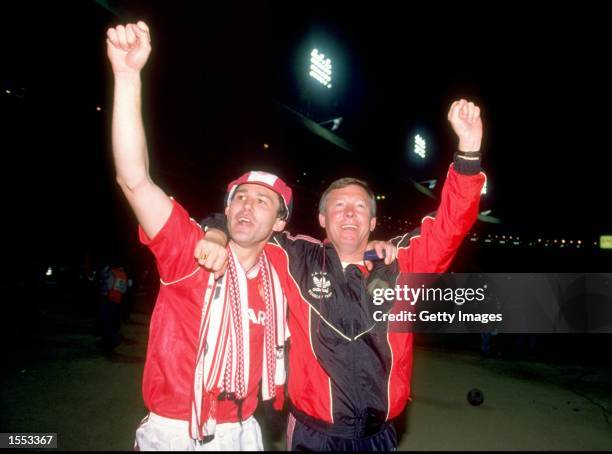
[235,188,273,202]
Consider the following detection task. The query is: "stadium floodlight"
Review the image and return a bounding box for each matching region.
[481,178,488,195]
[600,235,612,250]
[414,134,426,159]
[310,49,332,88]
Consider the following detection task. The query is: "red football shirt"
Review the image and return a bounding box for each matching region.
[139,199,266,422]
[216,273,265,422]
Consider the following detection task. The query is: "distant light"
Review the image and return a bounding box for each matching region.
[46,267,53,276]
[96,106,102,111]
[414,134,427,159]
[577,240,582,245]
[263,143,269,149]
[5,89,11,95]
[381,195,386,200]
[310,49,332,88]
[481,179,488,195]
[561,239,566,244]
[303,172,307,176]
[600,235,612,250]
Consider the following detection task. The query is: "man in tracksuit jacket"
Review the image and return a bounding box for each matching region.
[202,99,486,450]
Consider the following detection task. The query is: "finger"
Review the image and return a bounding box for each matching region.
[211,254,227,273]
[107,28,119,48]
[137,20,149,33]
[214,263,228,280]
[375,243,385,259]
[365,260,373,271]
[448,100,460,120]
[133,21,151,45]
[203,252,216,270]
[126,23,137,47]
[194,241,205,260]
[384,245,394,265]
[468,102,476,122]
[474,105,481,121]
[116,25,129,51]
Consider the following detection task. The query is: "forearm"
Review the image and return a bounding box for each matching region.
[111,71,172,238]
[112,72,150,191]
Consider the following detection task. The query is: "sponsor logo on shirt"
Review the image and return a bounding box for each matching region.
[248,308,266,326]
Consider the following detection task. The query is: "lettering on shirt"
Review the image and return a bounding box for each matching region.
[248,308,266,326]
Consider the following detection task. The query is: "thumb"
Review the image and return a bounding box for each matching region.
[132,21,151,44]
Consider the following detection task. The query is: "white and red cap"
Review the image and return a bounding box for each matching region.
[225,170,293,221]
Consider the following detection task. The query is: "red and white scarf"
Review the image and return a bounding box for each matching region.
[190,245,287,440]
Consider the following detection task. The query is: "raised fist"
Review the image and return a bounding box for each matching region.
[106,21,152,75]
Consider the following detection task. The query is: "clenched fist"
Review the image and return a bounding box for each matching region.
[447,99,483,152]
[194,230,229,280]
[106,21,151,75]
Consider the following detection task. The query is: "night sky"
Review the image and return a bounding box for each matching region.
[2,1,611,271]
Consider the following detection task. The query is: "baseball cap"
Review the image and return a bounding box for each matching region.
[225,170,293,221]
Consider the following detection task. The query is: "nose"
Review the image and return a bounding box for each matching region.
[236,196,254,212]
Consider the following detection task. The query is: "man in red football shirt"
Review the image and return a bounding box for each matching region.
[107,21,290,450]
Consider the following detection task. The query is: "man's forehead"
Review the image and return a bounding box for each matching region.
[236,183,276,199]
[328,184,370,199]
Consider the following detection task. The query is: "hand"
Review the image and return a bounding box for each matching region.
[447,99,483,152]
[194,230,229,279]
[365,240,398,271]
[106,21,152,75]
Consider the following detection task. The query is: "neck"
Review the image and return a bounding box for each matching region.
[335,245,366,265]
[229,240,266,271]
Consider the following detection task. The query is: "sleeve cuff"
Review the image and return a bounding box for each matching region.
[453,152,482,175]
[199,213,229,236]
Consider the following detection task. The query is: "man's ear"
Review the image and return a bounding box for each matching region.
[273,219,287,233]
[318,213,326,229]
[224,206,230,216]
[370,216,377,232]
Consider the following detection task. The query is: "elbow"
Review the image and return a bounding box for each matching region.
[116,174,151,194]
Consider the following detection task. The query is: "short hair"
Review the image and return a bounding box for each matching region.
[276,194,288,220]
[318,177,376,216]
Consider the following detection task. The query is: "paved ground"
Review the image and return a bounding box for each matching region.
[2,291,611,451]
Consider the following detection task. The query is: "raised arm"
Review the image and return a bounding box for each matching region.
[395,99,485,273]
[107,21,172,239]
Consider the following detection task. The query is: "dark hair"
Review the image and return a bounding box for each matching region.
[318,177,376,216]
[276,194,288,220]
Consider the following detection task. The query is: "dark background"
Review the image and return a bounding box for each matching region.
[1,1,610,359]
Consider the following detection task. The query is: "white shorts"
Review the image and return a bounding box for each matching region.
[134,411,264,451]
